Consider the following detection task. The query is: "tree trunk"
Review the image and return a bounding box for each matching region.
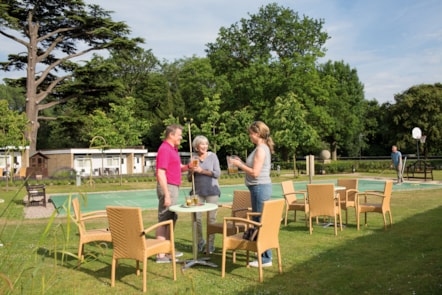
[24,16,40,154]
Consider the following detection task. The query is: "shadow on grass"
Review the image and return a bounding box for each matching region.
[36,237,191,292]
[232,205,442,294]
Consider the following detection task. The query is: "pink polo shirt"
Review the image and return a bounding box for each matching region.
[156,140,182,186]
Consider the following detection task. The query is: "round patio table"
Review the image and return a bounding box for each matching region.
[169,202,218,270]
[321,185,346,228]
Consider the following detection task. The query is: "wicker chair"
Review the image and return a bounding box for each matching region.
[356,180,393,230]
[336,179,359,225]
[72,198,112,265]
[221,199,285,283]
[106,206,176,293]
[307,184,343,236]
[281,180,309,226]
[205,190,251,254]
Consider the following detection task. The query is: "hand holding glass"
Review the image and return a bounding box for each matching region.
[190,158,199,168]
[227,156,239,174]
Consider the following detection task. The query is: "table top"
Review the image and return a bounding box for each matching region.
[335,186,346,191]
[169,202,218,213]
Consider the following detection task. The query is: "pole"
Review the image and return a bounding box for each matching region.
[185,118,195,195]
[416,140,420,161]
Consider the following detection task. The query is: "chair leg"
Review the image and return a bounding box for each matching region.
[388,211,393,228]
[356,212,360,231]
[136,260,140,276]
[142,258,147,292]
[257,254,263,283]
[294,210,297,222]
[338,212,343,232]
[309,216,313,235]
[221,247,226,278]
[111,258,117,287]
[284,208,288,226]
[276,247,282,274]
[77,242,84,267]
[382,212,387,230]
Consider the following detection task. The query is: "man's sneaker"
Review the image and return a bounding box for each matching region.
[204,245,215,254]
[198,240,206,252]
[156,256,173,264]
[248,260,272,268]
[166,251,183,259]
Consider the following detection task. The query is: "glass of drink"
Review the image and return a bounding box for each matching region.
[192,195,199,205]
[192,158,199,168]
[226,156,239,174]
[190,157,199,168]
[185,195,192,206]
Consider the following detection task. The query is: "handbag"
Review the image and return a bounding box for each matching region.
[242,227,258,241]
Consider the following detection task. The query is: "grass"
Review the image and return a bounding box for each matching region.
[0,171,442,294]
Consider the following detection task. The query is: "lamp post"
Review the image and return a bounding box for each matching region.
[412,127,422,161]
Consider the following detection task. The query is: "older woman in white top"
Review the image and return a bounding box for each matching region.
[188,135,221,254]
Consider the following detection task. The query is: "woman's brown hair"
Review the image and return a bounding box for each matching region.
[248,121,274,154]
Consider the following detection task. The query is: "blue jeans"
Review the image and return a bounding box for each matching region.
[247,183,272,263]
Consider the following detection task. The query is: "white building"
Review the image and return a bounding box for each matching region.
[39,148,148,177]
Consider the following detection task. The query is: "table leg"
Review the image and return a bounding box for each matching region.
[182,212,217,270]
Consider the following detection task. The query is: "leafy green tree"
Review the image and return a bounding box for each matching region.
[361,100,390,156]
[317,60,365,157]
[388,83,442,156]
[86,97,150,184]
[206,3,329,114]
[0,0,142,153]
[0,84,25,112]
[221,108,256,159]
[86,97,150,149]
[106,48,160,98]
[270,92,319,163]
[196,95,230,154]
[139,62,187,150]
[0,99,28,189]
[0,99,28,148]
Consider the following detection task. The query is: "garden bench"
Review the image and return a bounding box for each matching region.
[406,160,433,181]
[26,184,47,207]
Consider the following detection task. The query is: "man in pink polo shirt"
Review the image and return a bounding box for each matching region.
[155,124,190,263]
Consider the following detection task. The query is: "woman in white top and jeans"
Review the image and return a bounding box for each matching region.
[230,121,274,268]
[188,135,221,254]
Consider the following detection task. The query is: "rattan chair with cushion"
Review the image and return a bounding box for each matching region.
[356,180,393,230]
[336,179,359,225]
[221,199,285,283]
[307,184,343,236]
[72,197,112,265]
[106,206,176,293]
[206,190,251,254]
[281,180,309,226]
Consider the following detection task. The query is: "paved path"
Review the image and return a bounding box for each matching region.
[23,195,57,219]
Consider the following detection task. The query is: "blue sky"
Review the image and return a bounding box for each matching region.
[1,0,441,104]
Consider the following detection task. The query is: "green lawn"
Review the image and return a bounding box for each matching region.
[1,172,441,294]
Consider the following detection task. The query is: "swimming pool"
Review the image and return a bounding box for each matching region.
[49,179,441,214]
